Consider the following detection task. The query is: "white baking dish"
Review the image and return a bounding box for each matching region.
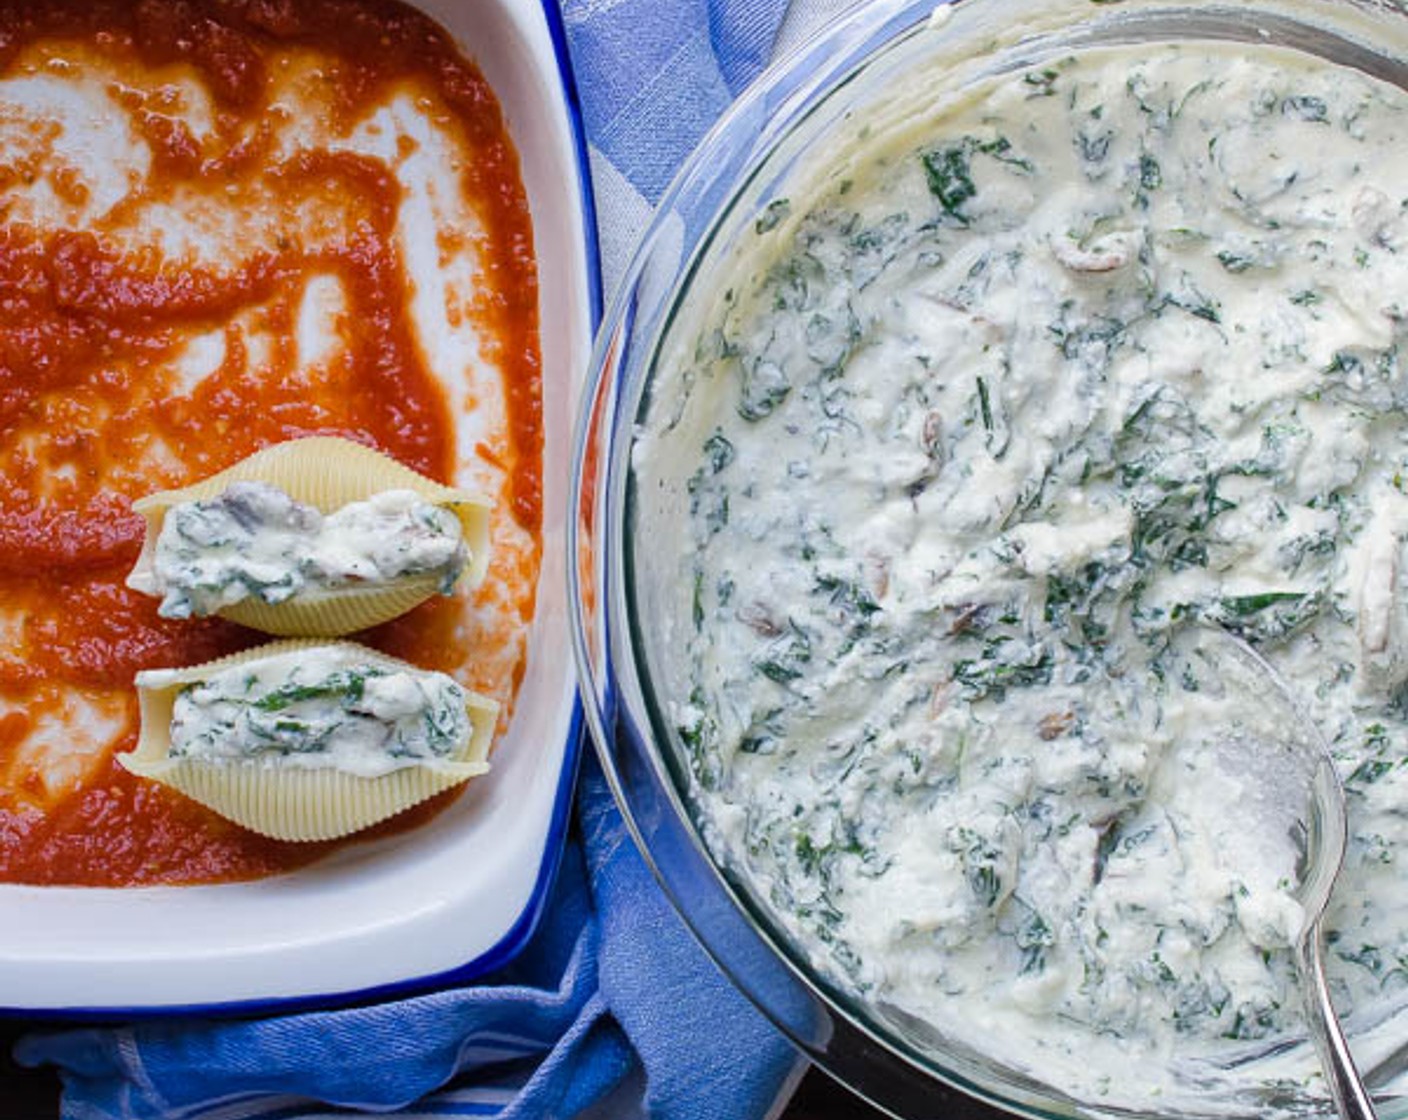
[0,0,595,1014]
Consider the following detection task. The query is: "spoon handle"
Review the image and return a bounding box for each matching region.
[1300,920,1380,1120]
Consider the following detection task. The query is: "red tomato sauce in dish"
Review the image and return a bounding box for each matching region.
[0,0,541,885]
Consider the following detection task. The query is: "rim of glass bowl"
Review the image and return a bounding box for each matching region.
[569,2,1408,1119]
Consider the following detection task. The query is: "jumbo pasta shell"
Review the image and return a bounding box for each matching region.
[126,437,492,636]
[120,639,497,842]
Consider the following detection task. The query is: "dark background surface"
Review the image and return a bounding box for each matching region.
[0,1019,915,1119]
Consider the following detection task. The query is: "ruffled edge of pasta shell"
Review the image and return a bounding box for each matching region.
[119,638,497,842]
[126,437,492,637]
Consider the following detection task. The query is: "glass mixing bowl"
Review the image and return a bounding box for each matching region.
[569,1,1408,1116]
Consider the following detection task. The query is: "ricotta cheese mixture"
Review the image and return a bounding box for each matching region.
[149,483,469,619]
[159,648,470,778]
[637,42,1408,1113]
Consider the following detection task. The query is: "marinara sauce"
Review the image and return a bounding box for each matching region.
[0,0,540,884]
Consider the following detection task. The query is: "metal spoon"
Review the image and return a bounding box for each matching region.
[1183,626,1378,1120]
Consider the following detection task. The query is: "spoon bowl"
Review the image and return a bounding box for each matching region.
[1182,627,1378,1120]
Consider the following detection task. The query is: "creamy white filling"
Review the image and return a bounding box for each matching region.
[159,647,470,778]
[151,482,467,618]
[639,43,1408,1114]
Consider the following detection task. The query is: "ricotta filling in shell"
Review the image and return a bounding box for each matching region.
[161,646,471,779]
[152,482,469,619]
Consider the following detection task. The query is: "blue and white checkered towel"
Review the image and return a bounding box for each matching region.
[16,765,804,1120]
[11,1,860,1117]
[571,0,859,293]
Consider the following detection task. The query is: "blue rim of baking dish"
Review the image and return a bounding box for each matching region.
[0,0,603,1023]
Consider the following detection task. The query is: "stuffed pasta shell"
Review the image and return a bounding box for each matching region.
[126,437,492,636]
[121,639,497,841]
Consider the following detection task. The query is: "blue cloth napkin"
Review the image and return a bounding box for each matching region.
[15,764,803,1120]
[566,0,796,293]
[11,1,821,1117]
